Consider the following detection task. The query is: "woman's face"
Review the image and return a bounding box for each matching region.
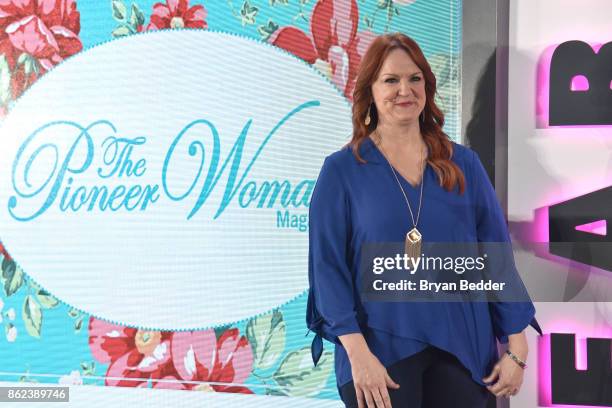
[370,48,426,127]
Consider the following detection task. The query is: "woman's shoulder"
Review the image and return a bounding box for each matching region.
[449,140,477,167]
[324,144,353,164]
[449,141,491,187]
[320,141,365,172]
[322,138,479,170]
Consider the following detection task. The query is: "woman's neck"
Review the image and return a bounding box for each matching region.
[373,121,425,152]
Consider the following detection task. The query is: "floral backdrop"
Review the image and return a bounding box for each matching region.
[0,0,461,400]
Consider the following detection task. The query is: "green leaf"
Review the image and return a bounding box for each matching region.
[257,20,279,39]
[246,310,286,370]
[112,25,132,37]
[36,289,59,309]
[273,348,333,397]
[129,3,145,28]
[394,6,400,16]
[23,295,42,338]
[240,0,259,26]
[265,387,286,396]
[111,0,127,21]
[0,55,11,105]
[74,316,84,333]
[2,256,15,279]
[2,257,23,297]
[22,56,41,76]
[269,0,289,5]
[17,53,29,66]
[87,361,96,375]
[20,55,32,75]
[68,307,79,318]
[80,361,95,375]
[214,324,231,340]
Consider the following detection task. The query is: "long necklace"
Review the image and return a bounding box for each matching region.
[373,130,426,260]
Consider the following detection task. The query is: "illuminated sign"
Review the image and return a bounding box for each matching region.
[549,40,612,126]
[548,187,611,271]
[550,333,612,406]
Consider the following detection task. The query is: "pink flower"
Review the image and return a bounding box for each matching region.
[146,0,207,31]
[153,328,254,393]
[88,317,173,387]
[0,0,82,100]
[269,0,375,100]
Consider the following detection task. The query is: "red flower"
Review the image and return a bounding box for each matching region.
[269,0,375,100]
[0,241,10,261]
[146,0,207,31]
[0,0,82,101]
[89,318,254,392]
[88,318,173,387]
[153,328,254,393]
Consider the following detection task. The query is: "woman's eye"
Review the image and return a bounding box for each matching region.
[384,77,421,83]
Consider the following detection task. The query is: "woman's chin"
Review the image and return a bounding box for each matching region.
[393,115,420,124]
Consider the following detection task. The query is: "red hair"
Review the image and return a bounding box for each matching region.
[350,33,465,194]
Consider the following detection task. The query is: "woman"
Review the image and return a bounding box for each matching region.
[306,33,541,408]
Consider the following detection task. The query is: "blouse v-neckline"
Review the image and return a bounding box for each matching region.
[366,136,429,190]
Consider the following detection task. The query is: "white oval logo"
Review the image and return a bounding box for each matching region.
[0,30,352,330]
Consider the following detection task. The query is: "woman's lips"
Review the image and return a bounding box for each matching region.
[396,102,414,107]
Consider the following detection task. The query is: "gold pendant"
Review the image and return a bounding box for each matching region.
[405,227,422,261]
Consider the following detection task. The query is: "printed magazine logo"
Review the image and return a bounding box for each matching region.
[0,30,352,330]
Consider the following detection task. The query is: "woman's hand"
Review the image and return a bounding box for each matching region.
[483,332,528,398]
[482,351,525,397]
[339,333,399,408]
[349,349,400,408]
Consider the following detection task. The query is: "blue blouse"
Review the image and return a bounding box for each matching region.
[306,137,541,390]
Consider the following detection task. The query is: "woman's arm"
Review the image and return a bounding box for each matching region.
[483,330,528,398]
[340,333,400,408]
[469,149,537,343]
[307,157,399,408]
[307,157,362,347]
[469,149,535,397]
[508,332,528,361]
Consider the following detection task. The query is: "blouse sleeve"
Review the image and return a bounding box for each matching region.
[306,156,362,364]
[469,149,542,344]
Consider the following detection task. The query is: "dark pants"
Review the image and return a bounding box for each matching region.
[339,346,491,408]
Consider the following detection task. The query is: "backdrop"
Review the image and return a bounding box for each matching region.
[0,0,461,403]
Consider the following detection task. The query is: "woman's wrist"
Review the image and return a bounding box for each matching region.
[507,332,528,361]
[338,332,370,360]
[505,349,528,369]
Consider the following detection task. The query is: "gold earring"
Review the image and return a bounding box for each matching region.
[364,105,371,126]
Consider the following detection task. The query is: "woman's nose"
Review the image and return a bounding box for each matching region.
[398,79,416,96]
